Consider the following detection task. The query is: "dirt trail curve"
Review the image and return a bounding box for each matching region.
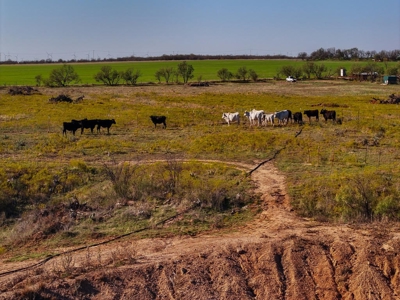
[1,161,400,299]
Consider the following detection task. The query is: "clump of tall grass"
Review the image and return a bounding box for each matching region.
[0,158,257,248]
[290,168,400,222]
[0,161,96,218]
[103,160,252,212]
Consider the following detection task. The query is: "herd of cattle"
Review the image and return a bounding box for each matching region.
[62,109,337,136]
[62,119,117,136]
[62,115,168,136]
[222,108,337,126]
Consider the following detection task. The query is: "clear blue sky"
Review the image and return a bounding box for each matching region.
[1,0,399,61]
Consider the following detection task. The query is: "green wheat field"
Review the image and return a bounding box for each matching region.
[1,59,396,86]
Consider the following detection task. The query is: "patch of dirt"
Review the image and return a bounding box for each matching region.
[1,161,400,299]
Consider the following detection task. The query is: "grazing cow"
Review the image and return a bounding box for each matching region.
[63,121,81,136]
[287,110,293,123]
[244,109,264,126]
[303,109,319,123]
[273,110,291,125]
[320,109,336,122]
[97,119,116,134]
[71,118,98,134]
[150,115,167,128]
[222,112,240,125]
[262,113,275,126]
[80,119,98,134]
[293,112,303,124]
[71,119,83,127]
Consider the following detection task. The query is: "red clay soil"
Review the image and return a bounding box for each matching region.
[1,161,400,299]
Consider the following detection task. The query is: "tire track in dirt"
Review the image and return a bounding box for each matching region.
[2,161,400,299]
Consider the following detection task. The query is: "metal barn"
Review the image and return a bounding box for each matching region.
[383,75,398,84]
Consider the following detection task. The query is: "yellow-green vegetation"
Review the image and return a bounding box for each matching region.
[1,81,400,255]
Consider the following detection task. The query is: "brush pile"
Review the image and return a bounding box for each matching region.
[48,94,73,103]
[8,86,39,95]
[370,93,400,104]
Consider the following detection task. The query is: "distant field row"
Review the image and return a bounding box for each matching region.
[0,60,394,86]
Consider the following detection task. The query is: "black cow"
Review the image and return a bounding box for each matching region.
[293,112,303,124]
[63,121,81,136]
[71,119,99,134]
[80,119,98,134]
[304,109,319,123]
[97,119,116,134]
[150,115,167,129]
[71,119,83,132]
[287,110,293,123]
[320,109,336,122]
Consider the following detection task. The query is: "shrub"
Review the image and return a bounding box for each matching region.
[236,66,250,81]
[374,195,400,219]
[122,68,142,85]
[278,65,302,79]
[177,61,194,84]
[155,67,175,84]
[217,68,233,81]
[103,162,138,200]
[34,74,43,86]
[45,64,80,87]
[103,161,252,213]
[94,66,122,86]
[293,170,400,222]
[249,69,258,81]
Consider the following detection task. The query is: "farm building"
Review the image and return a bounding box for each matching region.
[383,75,398,84]
[352,72,379,81]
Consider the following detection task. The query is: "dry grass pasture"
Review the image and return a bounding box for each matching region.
[1,80,400,299]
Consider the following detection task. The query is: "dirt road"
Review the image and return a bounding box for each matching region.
[1,161,400,299]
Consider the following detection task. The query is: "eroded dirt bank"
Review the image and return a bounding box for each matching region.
[1,162,400,299]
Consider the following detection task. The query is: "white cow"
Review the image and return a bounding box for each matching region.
[262,113,275,126]
[274,110,290,125]
[222,112,240,125]
[244,109,264,126]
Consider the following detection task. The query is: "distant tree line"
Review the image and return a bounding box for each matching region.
[298,47,400,61]
[3,47,400,65]
[1,54,291,65]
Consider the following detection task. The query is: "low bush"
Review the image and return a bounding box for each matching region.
[291,169,400,222]
[103,160,252,211]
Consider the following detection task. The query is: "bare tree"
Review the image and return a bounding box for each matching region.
[298,52,308,60]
